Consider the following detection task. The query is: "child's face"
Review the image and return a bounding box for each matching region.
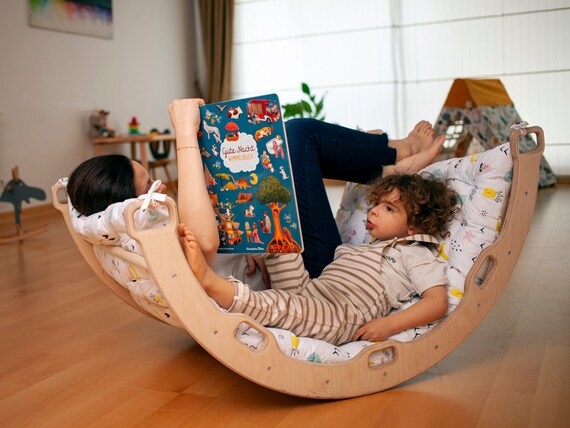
[366,190,414,241]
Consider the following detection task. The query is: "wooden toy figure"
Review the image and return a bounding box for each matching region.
[0,166,48,244]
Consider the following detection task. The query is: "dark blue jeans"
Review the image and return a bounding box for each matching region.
[285,118,397,278]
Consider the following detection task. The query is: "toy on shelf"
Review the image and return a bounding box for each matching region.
[147,128,177,195]
[129,116,140,134]
[89,109,116,139]
[148,128,172,160]
[0,166,48,244]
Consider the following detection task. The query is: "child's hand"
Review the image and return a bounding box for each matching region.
[352,286,448,342]
[352,317,395,342]
[168,99,205,138]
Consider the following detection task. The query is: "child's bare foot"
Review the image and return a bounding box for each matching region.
[177,223,210,284]
[389,120,435,161]
[383,134,444,176]
[177,223,241,309]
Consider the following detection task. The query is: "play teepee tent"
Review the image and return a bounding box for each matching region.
[433,78,556,187]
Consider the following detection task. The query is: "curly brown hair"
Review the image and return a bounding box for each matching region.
[365,173,459,238]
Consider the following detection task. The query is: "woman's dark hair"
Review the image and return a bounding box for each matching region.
[366,173,459,238]
[67,155,136,216]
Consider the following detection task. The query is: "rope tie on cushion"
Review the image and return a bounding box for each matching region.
[139,180,167,212]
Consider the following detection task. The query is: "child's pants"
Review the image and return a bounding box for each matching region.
[228,253,391,345]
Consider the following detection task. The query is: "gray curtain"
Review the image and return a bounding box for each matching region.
[197,0,234,103]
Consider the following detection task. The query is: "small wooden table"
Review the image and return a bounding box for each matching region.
[91,134,176,170]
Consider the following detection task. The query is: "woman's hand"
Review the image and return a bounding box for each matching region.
[168,99,205,140]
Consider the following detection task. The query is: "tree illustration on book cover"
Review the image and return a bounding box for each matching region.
[255,176,302,253]
[197,94,304,254]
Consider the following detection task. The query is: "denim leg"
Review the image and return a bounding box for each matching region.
[284,118,398,277]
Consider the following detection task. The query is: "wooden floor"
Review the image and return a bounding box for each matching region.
[0,185,568,428]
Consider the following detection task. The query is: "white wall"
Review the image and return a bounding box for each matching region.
[0,0,196,213]
[232,0,570,176]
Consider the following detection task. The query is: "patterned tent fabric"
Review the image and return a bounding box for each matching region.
[433,79,557,188]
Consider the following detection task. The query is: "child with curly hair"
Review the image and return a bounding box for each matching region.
[184,173,458,345]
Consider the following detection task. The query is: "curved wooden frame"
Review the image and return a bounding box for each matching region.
[52,127,544,399]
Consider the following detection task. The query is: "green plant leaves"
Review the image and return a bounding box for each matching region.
[282,82,326,121]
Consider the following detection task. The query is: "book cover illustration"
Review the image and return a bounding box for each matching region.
[198,94,303,254]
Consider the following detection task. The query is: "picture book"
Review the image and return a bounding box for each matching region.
[197,94,304,254]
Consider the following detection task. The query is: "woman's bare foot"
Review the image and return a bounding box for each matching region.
[389,120,436,161]
[383,134,445,176]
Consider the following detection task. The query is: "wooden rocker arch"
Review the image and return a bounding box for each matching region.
[52,127,544,399]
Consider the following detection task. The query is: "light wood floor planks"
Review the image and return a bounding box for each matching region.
[0,185,568,427]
